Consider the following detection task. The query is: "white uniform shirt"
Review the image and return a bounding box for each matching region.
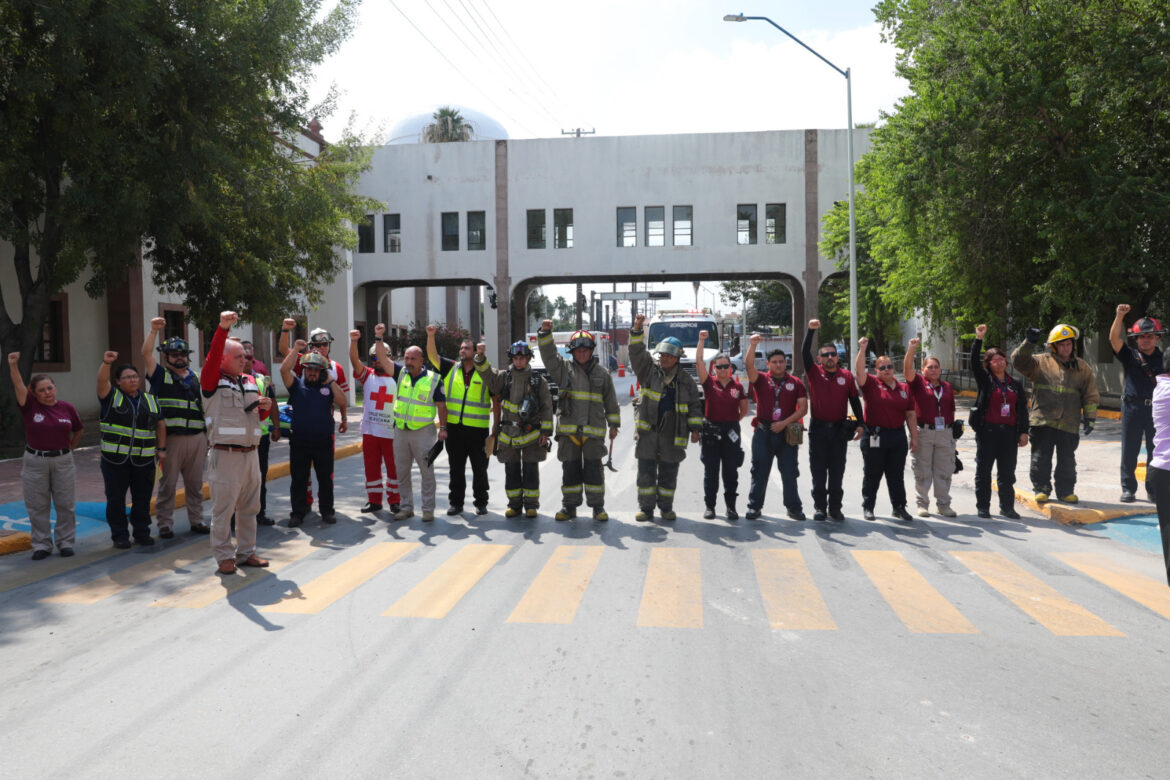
[357,365,397,439]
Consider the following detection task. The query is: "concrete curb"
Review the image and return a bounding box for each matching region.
[1,441,365,556]
[1011,489,1151,526]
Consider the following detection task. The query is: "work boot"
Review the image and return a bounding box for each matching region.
[703,507,716,520]
[1000,508,1021,520]
[916,507,931,518]
[288,514,304,528]
[829,509,845,522]
[813,508,827,522]
[1120,490,1136,503]
[787,509,807,522]
[937,506,957,518]
[976,507,992,519]
[635,508,653,522]
[447,505,463,516]
[475,504,488,516]
[745,508,761,520]
[505,506,521,518]
[393,509,414,521]
[862,508,876,521]
[725,506,739,521]
[592,507,609,522]
[659,510,676,522]
[893,506,914,523]
[555,506,576,521]
[1060,494,1078,504]
[422,510,435,522]
[256,514,275,526]
[1034,492,1050,503]
[525,508,538,518]
[361,502,382,514]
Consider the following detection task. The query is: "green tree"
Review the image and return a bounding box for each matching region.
[718,280,794,335]
[387,323,470,361]
[862,0,1170,338]
[422,106,475,143]
[0,0,374,442]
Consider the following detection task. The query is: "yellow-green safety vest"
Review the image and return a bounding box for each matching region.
[443,365,491,428]
[394,371,440,430]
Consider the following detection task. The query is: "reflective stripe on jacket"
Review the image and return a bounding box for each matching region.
[394,370,439,430]
[154,367,205,433]
[443,365,491,428]
[629,328,702,450]
[100,390,161,462]
[537,330,619,441]
[1011,342,1100,434]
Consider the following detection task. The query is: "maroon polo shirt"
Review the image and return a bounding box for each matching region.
[860,376,914,429]
[804,364,859,422]
[907,375,956,426]
[702,376,746,423]
[984,380,1018,425]
[22,398,83,451]
[751,372,806,428]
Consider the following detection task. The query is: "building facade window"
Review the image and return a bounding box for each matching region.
[737,204,757,245]
[441,212,459,251]
[645,206,665,247]
[616,207,637,247]
[33,294,69,370]
[672,205,693,246]
[467,211,486,251]
[554,208,574,249]
[765,203,786,244]
[527,209,546,249]
[383,213,401,253]
[357,214,375,253]
[159,304,186,342]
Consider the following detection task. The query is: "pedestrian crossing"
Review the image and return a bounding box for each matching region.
[23,539,1170,636]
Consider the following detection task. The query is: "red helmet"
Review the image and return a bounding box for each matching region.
[1130,317,1165,337]
[567,330,596,351]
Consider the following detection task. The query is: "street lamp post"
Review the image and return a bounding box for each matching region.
[723,13,859,355]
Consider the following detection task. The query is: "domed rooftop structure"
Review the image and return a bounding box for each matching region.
[386,106,510,145]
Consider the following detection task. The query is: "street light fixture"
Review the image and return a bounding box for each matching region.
[724,12,859,355]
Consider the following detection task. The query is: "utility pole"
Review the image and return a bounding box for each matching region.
[561,128,596,138]
[575,282,584,329]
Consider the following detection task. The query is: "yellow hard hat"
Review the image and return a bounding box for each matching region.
[1046,324,1079,345]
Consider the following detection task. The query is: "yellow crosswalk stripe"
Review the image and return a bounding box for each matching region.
[507,545,604,624]
[637,547,702,628]
[853,550,978,634]
[752,549,836,630]
[151,537,319,609]
[383,544,511,619]
[1052,553,1170,621]
[43,540,212,604]
[262,542,419,615]
[952,551,1124,636]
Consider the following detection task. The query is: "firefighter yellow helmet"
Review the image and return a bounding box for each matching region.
[1046,324,1079,346]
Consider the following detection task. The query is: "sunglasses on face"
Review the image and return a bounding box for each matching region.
[820,352,837,359]
[877,364,894,370]
[714,364,732,370]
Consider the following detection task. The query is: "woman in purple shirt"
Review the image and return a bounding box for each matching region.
[8,352,84,559]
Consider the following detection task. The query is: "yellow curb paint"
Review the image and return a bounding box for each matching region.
[853,550,977,634]
[0,531,32,555]
[1008,488,1150,526]
[1097,409,1122,420]
[0,545,123,594]
[507,545,604,624]
[151,536,319,609]
[952,551,1123,636]
[958,390,977,398]
[384,544,511,619]
[1135,463,1147,482]
[1052,553,1170,621]
[150,440,363,515]
[637,547,703,628]
[262,541,418,615]
[43,540,211,604]
[751,549,836,631]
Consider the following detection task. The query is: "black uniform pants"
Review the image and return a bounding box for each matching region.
[860,429,908,511]
[637,459,681,511]
[808,420,849,513]
[505,461,540,509]
[446,423,489,508]
[290,438,334,517]
[974,424,1019,512]
[101,459,155,543]
[1121,400,1155,495]
[258,434,271,517]
[1147,466,1170,586]
[700,424,742,509]
[1029,425,1078,497]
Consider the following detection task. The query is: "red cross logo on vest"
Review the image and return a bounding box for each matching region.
[368,385,395,410]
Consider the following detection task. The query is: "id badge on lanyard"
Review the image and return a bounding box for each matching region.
[772,380,784,421]
[996,380,1011,418]
[932,384,945,428]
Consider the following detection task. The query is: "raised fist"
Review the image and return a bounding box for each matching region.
[809,319,821,330]
[476,343,486,355]
[1117,303,1131,316]
[349,330,361,342]
[634,314,646,329]
[293,339,307,352]
[749,333,762,344]
[858,337,869,349]
[103,351,119,364]
[7,352,19,365]
[374,323,386,337]
[283,318,297,331]
[541,319,553,332]
[1025,327,1042,344]
[150,317,166,331]
[975,324,987,339]
[697,330,708,341]
[425,324,437,336]
[219,311,238,328]
[908,337,920,349]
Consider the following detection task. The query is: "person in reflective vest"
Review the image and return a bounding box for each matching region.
[201,311,274,574]
[350,324,401,515]
[142,317,209,537]
[474,340,553,518]
[97,352,165,549]
[629,314,702,522]
[537,320,620,521]
[426,324,494,516]
[375,333,448,522]
[254,371,280,524]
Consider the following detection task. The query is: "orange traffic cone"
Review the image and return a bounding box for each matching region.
[629,383,635,398]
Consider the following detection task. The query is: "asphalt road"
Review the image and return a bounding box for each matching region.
[2,373,1168,778]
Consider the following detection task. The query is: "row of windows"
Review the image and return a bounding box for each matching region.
[355,202,785,253]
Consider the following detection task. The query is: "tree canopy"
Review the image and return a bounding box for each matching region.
[855,0,1169,342]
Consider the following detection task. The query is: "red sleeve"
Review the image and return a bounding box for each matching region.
[335,361,350,392]
[354,365,371,384]
[793,379,807,399]
[202,327,228,392]
[69,403,84,432]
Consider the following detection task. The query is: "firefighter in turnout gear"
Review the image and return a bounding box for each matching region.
[1012,323,1100,504]
[629,314,702,521]
[142,318,209,536]
[538,320,620,521]
[473,340,553,518]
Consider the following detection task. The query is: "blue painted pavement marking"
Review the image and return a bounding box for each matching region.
[1095,513,1163,556]
[0,501,110,539]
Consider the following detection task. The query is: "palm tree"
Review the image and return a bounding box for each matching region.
[422,106,475,143]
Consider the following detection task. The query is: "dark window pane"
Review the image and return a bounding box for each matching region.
[441,212,459,251]
[357,214,375,253]
[672,205,693,246]
[527,209,546,249]
[383,213,401,253]
[554,208,573,249]
[616,207,636,247]
[766,203,786,244]
[737,204,757,245]
[468,211,486,251]
[645,206,665,247]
